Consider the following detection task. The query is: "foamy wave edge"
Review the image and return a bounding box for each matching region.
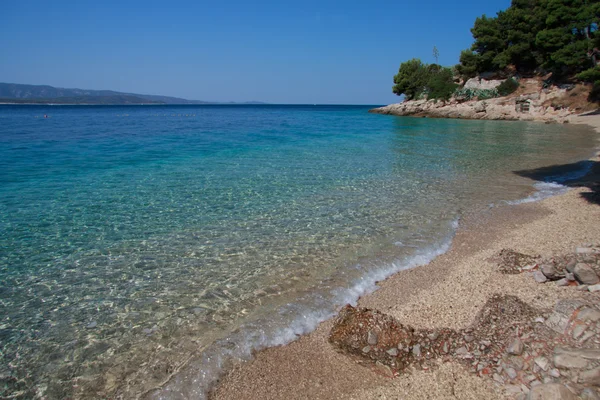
[503,160,594,206]
[146,219,459,400]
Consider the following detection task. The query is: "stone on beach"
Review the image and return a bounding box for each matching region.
[574,263,599,285]
[507,338,524,355]
[528,383,577,400]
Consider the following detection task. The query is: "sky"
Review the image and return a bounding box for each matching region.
[0,0,511,104]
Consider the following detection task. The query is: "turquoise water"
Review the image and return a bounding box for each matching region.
[0,105,597,399]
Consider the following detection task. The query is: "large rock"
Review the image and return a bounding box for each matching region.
[464,78,504,90]
[580,367,600,386]
[574,263,600,285]
[329,305,415,371]
[528,383,577,400]
[541,264,565,281]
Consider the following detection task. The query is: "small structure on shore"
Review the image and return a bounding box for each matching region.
[515,99,531,113]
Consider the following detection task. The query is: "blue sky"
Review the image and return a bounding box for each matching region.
[0,0,510,104]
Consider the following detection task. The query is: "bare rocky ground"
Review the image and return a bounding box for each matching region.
[369,80,595,123]
[329,245,600,400]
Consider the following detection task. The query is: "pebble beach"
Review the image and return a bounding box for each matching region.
[210,114,600,400]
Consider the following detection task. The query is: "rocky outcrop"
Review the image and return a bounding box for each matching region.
[369,87,575,123]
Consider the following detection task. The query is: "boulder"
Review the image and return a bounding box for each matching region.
[574,263,599,285]
[541,264,565,280]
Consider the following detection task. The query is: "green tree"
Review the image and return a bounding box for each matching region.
[392,59,429,100]
[392,59,457,101]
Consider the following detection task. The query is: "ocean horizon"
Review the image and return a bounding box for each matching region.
[0,104,597,399]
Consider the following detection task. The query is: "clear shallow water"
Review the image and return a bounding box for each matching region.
[0,105,596,399]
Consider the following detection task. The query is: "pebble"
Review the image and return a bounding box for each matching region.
[427,332,439,340]
[566,273,575,281]
[507,338,524,355]
[588,284,600,292]
[455,346,468,355]
[86,321,97,329]
[386,348,398,357]
[362,346,371,354]
[535,317,545,323]
[505,367,518,380]
[442,341,449,354]
[556,278,570,287]
[533,271,548,283]
[534,356,550,371]
[367,331,378,345]
[412,344,421,357]
[464,334,475,343]
[549,368,561,378]
[572,325,587,339]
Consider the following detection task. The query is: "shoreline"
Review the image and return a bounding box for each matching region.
[207,115,600,399]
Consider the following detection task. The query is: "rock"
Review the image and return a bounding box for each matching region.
[582,388,600,400]
[566,273,575,281]
[588,284,600,292]
[464,334,475,343]
[528,383,577,400]
[578,308,600,322]
[556,278,570,287]
[572,325,587,339]
[533,271,548,283]
[574,263,600,285]
[566,260,577,273]
[507,338,524,356]
[427,331,439,340]
[367,330,378,345]
[455,346,468,355]
[86,321,97,329]
[541,264,565,280]
[386,348,398,357]
[506,367,518,380]
[412,344,421,357]
[493,373,504,383]
[535,356,550,371]
[553,353,589,369]
[580,367,600,386]
[549,369,561,378]
[362,346,371,354]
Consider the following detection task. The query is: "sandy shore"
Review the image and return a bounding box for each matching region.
[211,115,600,400]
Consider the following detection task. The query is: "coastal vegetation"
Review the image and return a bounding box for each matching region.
[393,0,600,101]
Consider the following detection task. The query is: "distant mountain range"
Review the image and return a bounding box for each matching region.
[0,83,266,105]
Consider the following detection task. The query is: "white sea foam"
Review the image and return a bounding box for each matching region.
[503,160,593,206]
[148,218,459,400]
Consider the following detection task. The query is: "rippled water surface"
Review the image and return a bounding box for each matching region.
[0,105,596,399]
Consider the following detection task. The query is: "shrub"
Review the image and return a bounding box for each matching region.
[497,78,519,96]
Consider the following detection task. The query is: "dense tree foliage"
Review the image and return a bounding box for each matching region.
[392,60,457,100]
[457,0,600,79]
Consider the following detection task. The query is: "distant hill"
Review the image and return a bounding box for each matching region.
[0,83,265,105]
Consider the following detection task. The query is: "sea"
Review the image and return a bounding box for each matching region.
[0,104,597,399]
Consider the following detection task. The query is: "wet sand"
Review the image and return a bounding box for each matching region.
[210,115,600,400]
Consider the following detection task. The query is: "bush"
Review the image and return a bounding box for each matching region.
[497,78,519,96]
[454,88,499,101]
